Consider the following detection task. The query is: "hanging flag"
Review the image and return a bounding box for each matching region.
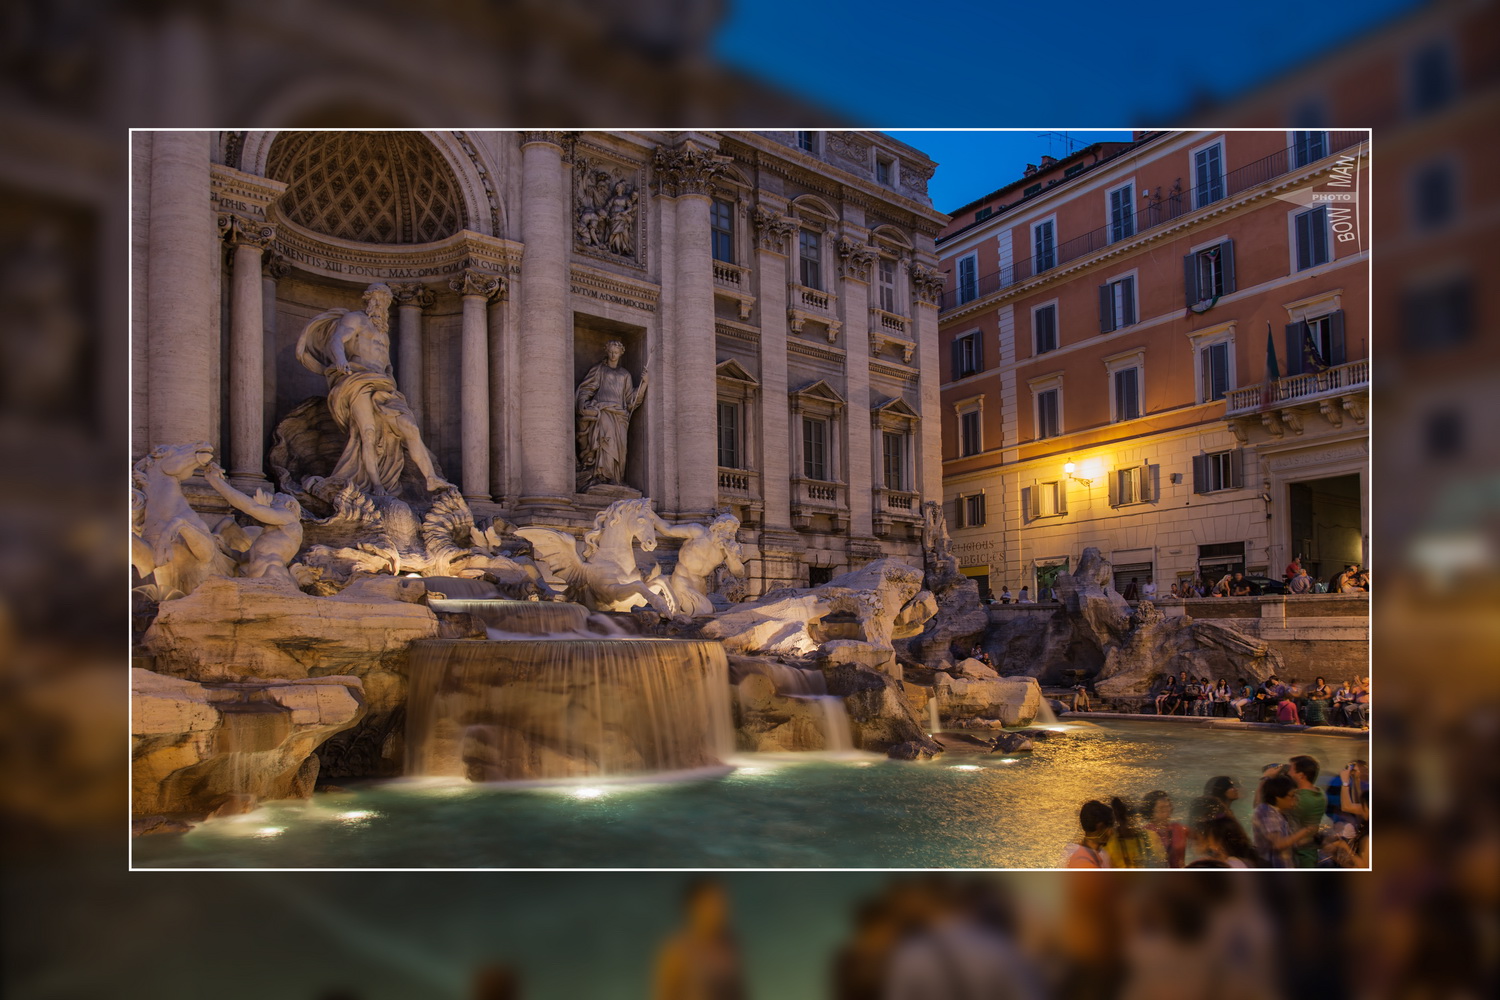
[1301,320,1328,373]
[1259,321,1280,406]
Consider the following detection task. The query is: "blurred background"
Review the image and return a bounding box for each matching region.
[3,0,1496,996]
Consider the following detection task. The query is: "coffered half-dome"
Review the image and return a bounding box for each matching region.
[266,131,466,244]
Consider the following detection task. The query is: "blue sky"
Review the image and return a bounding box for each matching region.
[715,0,1422,212]
[889,130,1134,215]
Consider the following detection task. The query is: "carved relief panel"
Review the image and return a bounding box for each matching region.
[573,142,645,268]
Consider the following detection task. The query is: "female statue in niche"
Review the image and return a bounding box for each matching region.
[575,340,648,491]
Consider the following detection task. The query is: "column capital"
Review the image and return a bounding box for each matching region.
[449,262,504,301]
[519,130,573,150]
[261,251,291,280]
[836,236,879,282]
[390,282,437,309]
[219,214,275,252]
[908,262,945,306]
[652,140,730,198]
[751,204,798,255]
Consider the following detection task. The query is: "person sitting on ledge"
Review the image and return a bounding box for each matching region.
[1169,582,1182,599]
[1154,675,1180,715]
[1141,576,1158,601]
[998,586,1012,604]
[1017,586,1034,604]
[1288,566,1315,595]
[1230,572,1253,597]
[1123,577,1140,601]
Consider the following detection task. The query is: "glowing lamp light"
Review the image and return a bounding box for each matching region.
[1064,459,1094,486]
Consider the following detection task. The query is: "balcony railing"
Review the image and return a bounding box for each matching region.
[713,260,750,288]
[870,307,908,335]
[875,487,920,513]
[717,467,757,494]
[940,131,1367,312]
[1224,358,1369,416]
[789,282,834,312]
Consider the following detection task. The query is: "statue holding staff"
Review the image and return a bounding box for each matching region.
[575,339,648,491]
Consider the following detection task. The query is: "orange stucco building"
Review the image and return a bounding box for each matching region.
[936,129,1370,597]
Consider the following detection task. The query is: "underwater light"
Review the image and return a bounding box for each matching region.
[572,787,604,799]
[337,810,375,822]
[949,764,982,771]
[255,826,285,838]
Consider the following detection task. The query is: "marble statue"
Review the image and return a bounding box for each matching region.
[575,340,648,491]
[295,282,453,497]
[515,498,673,614]
[131,442,236,599]
[202,462,303,584]
[605,180,639,256]
[652,511,745,618]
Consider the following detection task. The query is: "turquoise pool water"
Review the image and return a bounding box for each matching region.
[133,720,1361,869]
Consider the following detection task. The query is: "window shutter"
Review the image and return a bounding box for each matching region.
[1328,309,1346,365]
[1183,253,1198,307]
[1055,483,1067,515]
[1284,323,1303,376]
[976,333,986,372]
[950,497,964,529]
[1122,278,1136,325]
[1295,212,1312,270]
[1025,483,1038,521]
[1230,450,1245,490]
[1192,453,1207,494]
[1221,240,1237,294]
[975,493,987,526]
[950,337,962,380]
[1146,463,1160,502]
[1108,470,1120,507]
[1099,283,1115,333]
[1312,208,1329,265]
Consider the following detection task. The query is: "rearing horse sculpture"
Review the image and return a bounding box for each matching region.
[515,498,672,614]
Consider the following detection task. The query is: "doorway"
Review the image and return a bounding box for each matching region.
[1287,474,1363,581]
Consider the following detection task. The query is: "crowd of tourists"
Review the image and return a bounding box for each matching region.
[1061,754,1369,869]
[1150,670,1369,727]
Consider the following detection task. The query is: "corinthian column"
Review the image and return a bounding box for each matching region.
[390,283,435,422]
[518,132,574,503]
[654,139,728,515]
[220,214,275,486]
[147,130,217,449]
[450,266,503,501]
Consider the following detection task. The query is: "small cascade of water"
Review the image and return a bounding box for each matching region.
[750,661,828,696]
[405,629,736,782]
[928,697,942,736]
[813,696,853,752]
[1033,698,1060,726]
[213,695,293,809]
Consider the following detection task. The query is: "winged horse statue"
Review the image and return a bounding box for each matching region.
[514,498,673,615]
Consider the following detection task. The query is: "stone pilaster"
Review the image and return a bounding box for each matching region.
[753,203,796,533]
[390,283,436,423]
[518,133,574,503]
[910,262,946,504]
[657,139,727,516]
[147,130,217,450]
[837,234,878,539]
[450,265,503,501]
[260,252,288,441]
[219,213,275,486]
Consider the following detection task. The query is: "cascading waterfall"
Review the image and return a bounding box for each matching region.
[1033,698,1060,725]
[406,601,735,782]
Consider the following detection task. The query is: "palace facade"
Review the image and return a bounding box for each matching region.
[131,130,949,595]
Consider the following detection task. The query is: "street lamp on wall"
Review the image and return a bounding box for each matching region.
[1064,461,1093,486]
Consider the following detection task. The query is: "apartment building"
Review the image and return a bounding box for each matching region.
[936,130,1370,597]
